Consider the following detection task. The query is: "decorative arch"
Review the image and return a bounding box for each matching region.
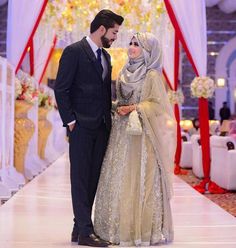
[215,36,236,118]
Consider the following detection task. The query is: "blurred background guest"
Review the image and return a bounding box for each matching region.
[219,101,231,124]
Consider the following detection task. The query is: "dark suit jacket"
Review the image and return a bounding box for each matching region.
[54,37,112,130]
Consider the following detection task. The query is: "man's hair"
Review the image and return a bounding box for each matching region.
[90,9,124,33]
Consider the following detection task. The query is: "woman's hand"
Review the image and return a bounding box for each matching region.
[117,105,136,116]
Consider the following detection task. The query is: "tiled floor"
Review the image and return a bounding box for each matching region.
[1,153,236,248]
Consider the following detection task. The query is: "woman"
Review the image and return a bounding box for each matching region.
[94,32,176,246]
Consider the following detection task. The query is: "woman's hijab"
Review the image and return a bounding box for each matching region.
[119,32,162,94]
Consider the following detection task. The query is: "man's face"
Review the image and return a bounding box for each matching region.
[101,24,120,48]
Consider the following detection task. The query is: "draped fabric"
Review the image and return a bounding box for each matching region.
[0,57,15,172]
[162,22,175,89]
[163,29,185,174]
[33,25,57,83]
[164,0,207,76]
[7,0,47,73]
[94,70,176,246]
[164,0,211,192]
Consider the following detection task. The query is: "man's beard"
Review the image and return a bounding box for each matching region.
[101,33,114,48]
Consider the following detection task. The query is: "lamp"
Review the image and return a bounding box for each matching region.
[183,120,193,131]
[180,120,193,131]
[180,120,184,129]
[209,120,220,126]
[216,78,226,87]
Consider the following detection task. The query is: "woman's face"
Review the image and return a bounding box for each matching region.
[128,37,142,59]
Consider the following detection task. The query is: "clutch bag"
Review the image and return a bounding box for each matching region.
[126,110,142,135]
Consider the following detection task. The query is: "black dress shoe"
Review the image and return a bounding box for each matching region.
[78,233,108,247]
[72,231,110,245]
[71,227,79,243]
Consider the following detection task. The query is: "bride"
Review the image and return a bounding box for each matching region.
[94,32,176,246]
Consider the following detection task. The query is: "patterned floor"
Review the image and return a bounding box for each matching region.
[178,170,236,217]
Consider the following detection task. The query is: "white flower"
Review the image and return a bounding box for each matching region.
[168,89,184,104]
[191,76,215,99]
[15,70,38,104]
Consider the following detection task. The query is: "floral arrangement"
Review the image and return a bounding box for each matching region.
[168,89,184,104]
[15,70,38,104]
[38,86,55,109]
[43,0,165,37]
[190,76,215,99]
[43,0,77,35]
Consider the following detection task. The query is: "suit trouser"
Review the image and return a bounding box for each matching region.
[69,121,110,236]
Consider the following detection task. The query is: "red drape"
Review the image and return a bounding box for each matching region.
[15,0,48,75]
[163,32,187,175]
[164,0,211,191]
[29,39,34,76]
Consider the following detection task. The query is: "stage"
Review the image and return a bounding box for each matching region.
[0,153,236,248]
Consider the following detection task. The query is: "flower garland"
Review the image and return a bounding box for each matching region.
[168,89,184,105]
[190,76,215,99]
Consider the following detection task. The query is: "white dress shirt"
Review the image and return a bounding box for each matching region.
[86,36,108,78]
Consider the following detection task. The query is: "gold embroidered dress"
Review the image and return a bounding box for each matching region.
[94,33,176,246]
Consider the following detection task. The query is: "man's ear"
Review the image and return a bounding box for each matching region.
[99,25,106,35]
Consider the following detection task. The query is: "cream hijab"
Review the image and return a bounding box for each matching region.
[119,32,163,93]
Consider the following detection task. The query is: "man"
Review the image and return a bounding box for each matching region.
[208,101,215,120]
[219,101,231,124]
[54,10,124,247]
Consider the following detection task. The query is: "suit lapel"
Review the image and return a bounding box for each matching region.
[102,49,111,67]
[102,48,112,79]
[81,37,103,80]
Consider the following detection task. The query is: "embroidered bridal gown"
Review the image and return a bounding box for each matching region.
[94,69,176,246]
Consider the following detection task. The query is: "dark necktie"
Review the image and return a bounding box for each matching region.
[96,48,103,72]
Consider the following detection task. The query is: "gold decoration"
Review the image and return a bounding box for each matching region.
[14,100,35,174]
[38,107,52,160]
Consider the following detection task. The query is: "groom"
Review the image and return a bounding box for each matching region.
[54,10,124,247]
